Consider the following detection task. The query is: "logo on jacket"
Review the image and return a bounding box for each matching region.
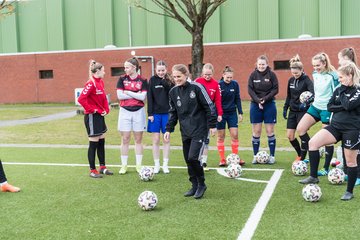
[190,90,196,99]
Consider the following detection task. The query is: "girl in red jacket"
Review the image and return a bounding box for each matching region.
[78,60,112,178]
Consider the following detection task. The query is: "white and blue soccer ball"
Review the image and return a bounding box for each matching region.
[291,161,308,176]
[225,163,242,178]
[226,153,241,165]
[299,91,313,103]
[302,184,322,202]
[328,168,345,185]
[138,190,158,211]
[256,151,270,164]
[139,167,154,182]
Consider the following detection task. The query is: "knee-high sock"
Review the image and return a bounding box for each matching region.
[252,136,260,156]
[290,138,301,157]
[309,150,320,178]
[268,135,276,157]
[299,133,310,160]
[347,166,357,193]
[231,140,239,154]
[217,141,225,160]
[323,145,334,171]
[97,138,105,166]
[88,141,99,170]
[0,160,8,183]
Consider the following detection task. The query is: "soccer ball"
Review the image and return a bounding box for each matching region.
[139,167,154,182]
[302,184,322,202]
[328,168,345,185]
[319,146,325,158]
[226,153,241,165]
[291,161,308,176]
[299,91,313,103]
[225,163,242,178]
[255,151,270,164]
[138,190,158,211]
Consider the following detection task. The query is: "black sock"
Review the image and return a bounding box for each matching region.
[0,160,7,183]
[290,139,301,156]
[97,138,105,166]
[324,145,334,171]
[347,166,357,194]
[309,150,320,178]
[299,133,310,160]
[357,153,360,178]
[88,141,99,170]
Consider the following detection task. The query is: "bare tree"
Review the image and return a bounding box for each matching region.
[131,0,227,78]
[0,0,17,18]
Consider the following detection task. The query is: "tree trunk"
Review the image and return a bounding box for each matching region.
[191,29,204,79]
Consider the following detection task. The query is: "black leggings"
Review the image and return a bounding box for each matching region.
[0,160,8,183]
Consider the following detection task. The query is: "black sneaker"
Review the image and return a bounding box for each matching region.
[299,176,319,184]
[341,191,354,201]
[184,187,197,197]
[194,185,207,199]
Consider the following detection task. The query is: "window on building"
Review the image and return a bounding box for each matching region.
[39,70,53,79]
[111,67,125,76]
[273,60,290,70]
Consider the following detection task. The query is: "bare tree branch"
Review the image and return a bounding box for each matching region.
[0,0,17,17]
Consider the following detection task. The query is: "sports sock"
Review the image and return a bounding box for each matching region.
[88,141,99,170]
[121,155,128,166]
[163,158,169,167]
[299,133,310,160]
[347,166,357,194]
[217,141,225,160]
[268,135,276,157]
[324,145,334,171]
[136,155,143,166]
[290,138,301,157]
[252,136,260,156]
[97,138,105,166]
[0,160,7,183]
[309,150,320,178]
[231,140,239,154]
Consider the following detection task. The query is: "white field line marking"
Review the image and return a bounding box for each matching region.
[216,168,269,183]
[237,169,284,240]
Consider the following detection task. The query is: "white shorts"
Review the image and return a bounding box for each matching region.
[118,107,146,132]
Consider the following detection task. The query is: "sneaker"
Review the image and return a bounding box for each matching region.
[294,156,301,162]
[341,191,354,201]
[90,169,103,178]
[355,178,360,186]
[302,159,309,164]
[162,166,170,174]
[194,185,207,199]
[184,187,197,197]
[298,176,319,184]
[219,159,226,167]
[99,166,113,175]
[119,165,127,175]
[136,165,142,173]
[1,183,20,192]
[154,165,160,174]
[252,156,257,164]
[239,159,245,166]
[268,156,275,164]
[317,168,329,176]
[345,175,348,181]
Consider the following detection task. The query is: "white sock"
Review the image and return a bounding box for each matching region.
[154,159,160,167]
[121,156,128,166]
[0,181,7,186]
[136,155,143,166]
[163,158,169,167]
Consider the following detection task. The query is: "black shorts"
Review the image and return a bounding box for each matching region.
[325,125,360,150]
[84,113,107,137]
[286,111,306,129]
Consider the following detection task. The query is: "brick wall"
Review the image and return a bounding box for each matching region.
[1,37,359,104]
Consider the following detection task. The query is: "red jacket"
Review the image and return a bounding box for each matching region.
[195,77,223,116]
[78,77,109,115]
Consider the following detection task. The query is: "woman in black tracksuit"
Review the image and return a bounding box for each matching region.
[299,62,360,201]
[164,64,217,200]
[283,55,314,161]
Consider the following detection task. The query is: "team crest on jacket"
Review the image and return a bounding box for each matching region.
[190,90,196,98]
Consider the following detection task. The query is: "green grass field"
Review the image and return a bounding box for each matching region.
[1,103,358,240]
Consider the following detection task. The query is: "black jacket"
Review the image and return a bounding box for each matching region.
[166,81,217,140]
[147,74,175,116]
[284,73,314,112]
[327,85,360,130]
[248,66,279,103]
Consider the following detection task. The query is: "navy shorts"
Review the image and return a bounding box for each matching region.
[217,111,238,130]
[147,113,168,133]
[286,111,306,129]
[250,101,277,124]
[325,125,360,150]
